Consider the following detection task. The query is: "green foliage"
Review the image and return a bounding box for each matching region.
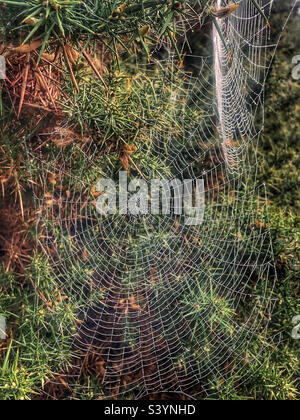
[0,0,299,401]
[63,69,179,145]
[0,256,77,400]
[0,0,212,60]
[259,1,300,209]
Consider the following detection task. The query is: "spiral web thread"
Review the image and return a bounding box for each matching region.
[26,0,294,399]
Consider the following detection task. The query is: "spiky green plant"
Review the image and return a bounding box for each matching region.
[0,0,299,402]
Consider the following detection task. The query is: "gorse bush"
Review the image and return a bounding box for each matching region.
[0,0,299,400]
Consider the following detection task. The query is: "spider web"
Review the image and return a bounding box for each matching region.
[25,0,295,399]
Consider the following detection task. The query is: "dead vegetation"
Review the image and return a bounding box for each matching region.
[0,39,107,120]
[0,197,35,274]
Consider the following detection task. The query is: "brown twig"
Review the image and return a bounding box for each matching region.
[17,53,30,118]
[62,45,79,93]
[82,50,107,89]
[128,156,146,180]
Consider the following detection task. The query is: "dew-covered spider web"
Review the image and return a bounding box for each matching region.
[25,0,295,399]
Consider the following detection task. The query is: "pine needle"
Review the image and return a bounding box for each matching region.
[82,50,107,89]
[63,44,79,93]
[17,53,30,119]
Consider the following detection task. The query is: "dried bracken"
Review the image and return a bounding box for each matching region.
[1,39,107,119]
[0,201,35,273]
[1,42,63,117]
